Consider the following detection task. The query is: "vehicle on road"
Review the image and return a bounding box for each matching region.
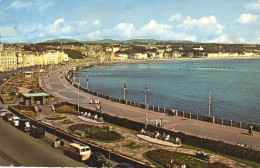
[65,143,91,161]
[113,163,134,168]
[85,152,112,167]
[195,151,211,161]
[0,109,7,117]
[3,113,14,121]
[30,127,45,138]
[18,119,31,132]
[11,116,21,126]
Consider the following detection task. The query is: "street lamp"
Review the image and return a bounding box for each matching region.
[77,79,81,111]
[86,76,89,90]
[143,86,149,130]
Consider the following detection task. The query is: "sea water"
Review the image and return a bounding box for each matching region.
[76,59,260,124]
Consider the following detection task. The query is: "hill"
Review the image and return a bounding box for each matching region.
[46,39,79,43]
[45,38,198,44]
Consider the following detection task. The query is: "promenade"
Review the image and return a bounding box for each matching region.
[42,65,260,150]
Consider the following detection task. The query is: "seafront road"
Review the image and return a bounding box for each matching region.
[42,66,260,149]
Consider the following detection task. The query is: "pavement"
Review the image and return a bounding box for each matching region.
[42,66,260,150]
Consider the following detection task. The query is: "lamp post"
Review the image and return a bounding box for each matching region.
[77,79,81,111]
[86,76,89,90]
[143,86,149,130]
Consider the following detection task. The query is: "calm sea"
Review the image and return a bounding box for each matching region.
[76,59,260,124]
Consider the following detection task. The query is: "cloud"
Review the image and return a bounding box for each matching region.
[38,0,53,11]
[209,34,230,43]
[114,23,135,37]
[86,31,101,39]
[169,13,182,22]
[178,16,224,34]
[7,0,53,11]
[54,18,65,32]
[140,20,172,37]
[237,13,258,24]
[78,21,88,26]
[93,20,100,25]
[245,3,260,10]
[8,1,33,10]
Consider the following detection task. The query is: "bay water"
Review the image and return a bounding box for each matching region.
[76,59,260,124]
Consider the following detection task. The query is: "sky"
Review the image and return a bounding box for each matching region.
[0,0,260,44]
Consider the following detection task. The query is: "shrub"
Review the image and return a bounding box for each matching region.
[55,105,80,115]
[90,131,122,141]
[46,115,67,120]
[146,149,230,168]
[68,124,123,142]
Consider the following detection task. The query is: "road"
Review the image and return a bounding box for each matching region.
[0,118,87,167]
[43,65,260,150]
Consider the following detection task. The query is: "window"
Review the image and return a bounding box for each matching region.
[80,148,86,152]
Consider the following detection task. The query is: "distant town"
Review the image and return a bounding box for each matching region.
[1,39,260,72]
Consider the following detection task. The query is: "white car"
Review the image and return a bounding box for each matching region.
[0,109,7,118]
[11,116,21,126]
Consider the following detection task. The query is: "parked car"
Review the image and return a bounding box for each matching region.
[85,152,112,167]
[18,119,31,132]
[3,113,14,121]
[195,151,211,161]
[30,127,45,138]
[0,109,7,118]
[65,143,91,161]
[11,116,21,126]
[113,163,134,168]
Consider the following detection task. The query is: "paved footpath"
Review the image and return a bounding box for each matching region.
[42,66,260,150]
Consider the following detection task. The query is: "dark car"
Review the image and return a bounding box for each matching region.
[195,151,211,161]
[3,113,14,121]
[86,152,112,167]
[30,127,45,138]
[113,163,134,168]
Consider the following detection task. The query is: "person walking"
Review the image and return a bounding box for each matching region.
[248,125,253,136]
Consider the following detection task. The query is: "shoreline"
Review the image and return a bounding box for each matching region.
[97,57,260,66]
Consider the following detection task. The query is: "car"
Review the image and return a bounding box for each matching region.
[65,143,91,161]
[11,116,21,126]
[18,119,31,132]
[195,151,211,161]
[86,152,112,167]
[3,113,14,121]
[30,127,45,138]
[113,163,134,168]
[0,109,7,118]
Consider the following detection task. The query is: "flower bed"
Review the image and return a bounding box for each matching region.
[55,105,81,115]
[145,149,230,168]
[46,115,67,120]
[12,105,36,118]
[61,119,74,124]
[68,124,123,142]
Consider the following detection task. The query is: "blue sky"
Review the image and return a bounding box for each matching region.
[0,0,260,43]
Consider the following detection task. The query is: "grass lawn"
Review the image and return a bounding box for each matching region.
[104,122,139,135]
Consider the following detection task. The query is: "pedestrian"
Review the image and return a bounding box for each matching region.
[155,119,158,127]
[248,125,253,136]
